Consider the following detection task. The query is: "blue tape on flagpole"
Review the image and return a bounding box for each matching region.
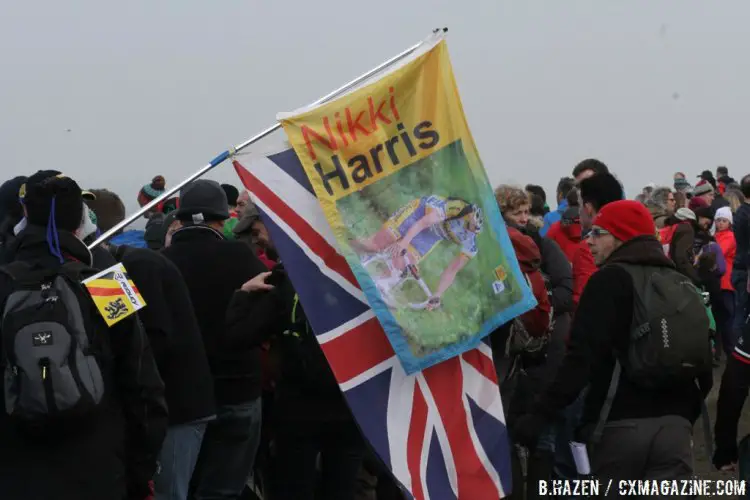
[209,150,230,168]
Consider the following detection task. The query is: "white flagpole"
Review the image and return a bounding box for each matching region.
[88,28,446,249]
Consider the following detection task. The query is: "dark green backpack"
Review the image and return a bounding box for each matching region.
[615,263,712,388]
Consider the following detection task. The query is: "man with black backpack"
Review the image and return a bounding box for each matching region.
[0,172,168,500]
[513,200,713,486]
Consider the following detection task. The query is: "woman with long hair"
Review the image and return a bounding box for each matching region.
[493,185,573,496]
[724,188,744,213]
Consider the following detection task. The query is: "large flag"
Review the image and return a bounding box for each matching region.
[276,32,535,374]
[235,147,513,499]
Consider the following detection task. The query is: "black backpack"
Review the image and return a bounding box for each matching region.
[591,263,713,453]
[0,261,106,425]
[615,263,711,388]
[273,293,339,395]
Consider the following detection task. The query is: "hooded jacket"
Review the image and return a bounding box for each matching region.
[571,240,597,309]
[545,207,595,308]
[529,236,712,436]
[0,226,168,500]
[507,227,551,336]
[716,229,736,291]
[489,228,552,398]
[544,205,581,264]
[111,245,216,425]
[162,224,275,405]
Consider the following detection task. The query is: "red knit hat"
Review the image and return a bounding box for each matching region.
[592,200,656,242]
[688,196,709,211]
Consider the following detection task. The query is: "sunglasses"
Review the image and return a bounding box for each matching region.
[588,227,611,238]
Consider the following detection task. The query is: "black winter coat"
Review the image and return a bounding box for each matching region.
[162,224,271,404]
[667,218,702,285]
[0,226,168,500]
[272,265,355,425]
[533,234,574,315]
[530,236,712,438]
[112,245,216,425]
[535,236,573,378]
[0,216,17,266]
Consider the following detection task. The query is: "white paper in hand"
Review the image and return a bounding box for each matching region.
[570,441,591,475]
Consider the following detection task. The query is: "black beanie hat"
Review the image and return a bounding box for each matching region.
[221,184,239,207]
[694,206,715,221]
[175,180,230,222]
[24,173,83,233]
[0,175,28,223]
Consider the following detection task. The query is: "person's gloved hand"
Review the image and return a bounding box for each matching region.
[511,413,548,448]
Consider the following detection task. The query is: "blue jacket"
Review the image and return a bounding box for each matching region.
[541,199,568,237]
[110,229,148,249]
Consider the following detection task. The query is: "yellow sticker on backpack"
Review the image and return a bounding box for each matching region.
[82,262,146,327]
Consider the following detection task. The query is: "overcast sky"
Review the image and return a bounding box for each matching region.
[2,1,748,220]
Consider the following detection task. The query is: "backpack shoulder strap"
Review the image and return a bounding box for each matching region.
[591,361,622,445]
[0,261,34,281]
[57,261,96,281]
[607,263,651,327]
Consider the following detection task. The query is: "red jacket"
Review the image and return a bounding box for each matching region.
[716,229,736,291]
[572,240,597,308]
[546,219,581,264]
[547,211,594,308]
[508,227,551,337]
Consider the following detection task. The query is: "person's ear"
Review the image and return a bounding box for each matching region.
[584,202,594,217]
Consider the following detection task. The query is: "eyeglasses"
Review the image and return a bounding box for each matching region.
[588,227,611,238]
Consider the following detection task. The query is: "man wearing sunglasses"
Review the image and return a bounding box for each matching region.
[513,200,712,488]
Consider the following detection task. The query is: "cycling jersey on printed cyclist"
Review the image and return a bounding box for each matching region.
[385,195,479,259]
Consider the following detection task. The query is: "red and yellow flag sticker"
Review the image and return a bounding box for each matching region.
[82,263,146,327]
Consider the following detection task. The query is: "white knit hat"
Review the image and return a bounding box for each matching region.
[715,206,733,225]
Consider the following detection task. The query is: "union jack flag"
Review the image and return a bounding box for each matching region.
[235,145,512,499]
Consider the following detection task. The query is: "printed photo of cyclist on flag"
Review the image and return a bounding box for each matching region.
[349,195,483,312]
[337,140,533,367]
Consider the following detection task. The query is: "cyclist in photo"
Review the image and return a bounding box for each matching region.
[349,195,483,310]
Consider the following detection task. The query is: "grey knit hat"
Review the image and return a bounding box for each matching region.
[675,207,696,222]
[175,180,230,223]
[692,182,714,197]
